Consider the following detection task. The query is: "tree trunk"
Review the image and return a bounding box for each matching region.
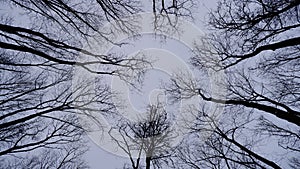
[146,157,151,169]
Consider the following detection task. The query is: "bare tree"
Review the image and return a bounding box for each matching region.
[151,0,195,28]
[1,142,89,169]
[190,0,300,126]
[173,105,285,169]
[0,1,141,167]
[192,0,300,69]
[165,0,300,168]
[110,103,175,169]
[0,0,171,167]
[0,0,194,168]
[0,54,116,167]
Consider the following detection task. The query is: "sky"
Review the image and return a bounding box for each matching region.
[83,1,218,169]
[1,1,298,169]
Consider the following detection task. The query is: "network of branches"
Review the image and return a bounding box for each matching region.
[0,0,299,169]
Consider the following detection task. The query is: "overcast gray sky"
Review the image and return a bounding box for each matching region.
[83,1,218,168]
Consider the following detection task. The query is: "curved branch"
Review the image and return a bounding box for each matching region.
[224,36,300,68]
[198,89,300,126]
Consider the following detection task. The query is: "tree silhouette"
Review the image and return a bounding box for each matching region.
[110,103,175,169]
[167,0,300,168]
[1,0,196,168]
[3,0,298,168]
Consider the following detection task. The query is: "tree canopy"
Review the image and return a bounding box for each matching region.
[1,0,299,169]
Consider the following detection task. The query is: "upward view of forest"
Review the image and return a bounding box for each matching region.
[0,0,299,169]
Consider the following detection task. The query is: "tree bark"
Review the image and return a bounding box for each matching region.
[146,157,151,169]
